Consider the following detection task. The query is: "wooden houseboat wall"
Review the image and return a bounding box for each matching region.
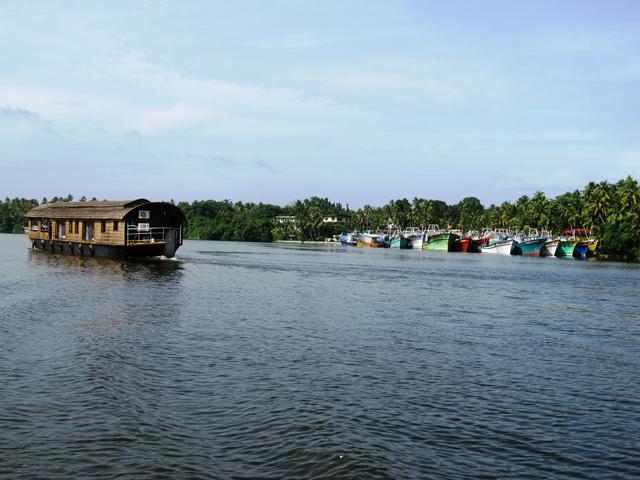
[26,199,186,258]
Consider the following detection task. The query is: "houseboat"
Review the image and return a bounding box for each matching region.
[25,199,186,258]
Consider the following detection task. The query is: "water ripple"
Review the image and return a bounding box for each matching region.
[1,235,639,478]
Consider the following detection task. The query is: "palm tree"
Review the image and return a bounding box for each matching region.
[457,196,484,230]
[529,191,549,231]
[498,202,515,228]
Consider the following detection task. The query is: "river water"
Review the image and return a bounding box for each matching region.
[1,233,639,479]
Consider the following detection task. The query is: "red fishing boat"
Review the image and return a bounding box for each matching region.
[455,236,476,252]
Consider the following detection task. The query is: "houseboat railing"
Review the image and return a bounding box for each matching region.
[127,225,180,244]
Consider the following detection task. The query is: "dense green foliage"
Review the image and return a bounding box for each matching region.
[271,197,348,241]
[0,197,39,233]
[178,200,282,242]
[2,176,639,260]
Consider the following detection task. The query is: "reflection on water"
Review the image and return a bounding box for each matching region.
[1,234,640,479]
[27,248,184,281]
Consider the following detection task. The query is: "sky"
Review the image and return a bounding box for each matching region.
[1,0,639,207]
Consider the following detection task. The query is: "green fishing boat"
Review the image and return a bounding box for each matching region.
[390,235,410,249]
[557,238,579,257]
[422,232,459,252]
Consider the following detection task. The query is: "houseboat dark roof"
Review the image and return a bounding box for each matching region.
[26,199,185,221]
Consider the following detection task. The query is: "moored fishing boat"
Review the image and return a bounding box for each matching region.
[422,225,459,252]
[473,229,494,249]
[455,236,479,252]
[511,230,547,256]
[479,238,516,255]
[574,241,589,258]
[557,239,579,257]
[408,232,424,249]
[356,233,388,248]
[389,234,410,249]
[574,238,600,258]
[403,227,424,249]
[423,232,459,251]
[338,233,357,246]
[540,238,560,257]
[513,237,547,256]
[557,237,580,257]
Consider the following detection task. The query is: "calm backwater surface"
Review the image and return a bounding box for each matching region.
[1,233,639,479]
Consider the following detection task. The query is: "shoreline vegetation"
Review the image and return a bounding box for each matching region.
[1,176,639,261]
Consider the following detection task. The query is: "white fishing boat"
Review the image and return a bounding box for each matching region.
[479,238,516,255]
[408,232,424,249]
[403,227,424,249]
[540,238,560,257]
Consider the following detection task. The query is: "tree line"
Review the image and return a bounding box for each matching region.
[1,176,639,260]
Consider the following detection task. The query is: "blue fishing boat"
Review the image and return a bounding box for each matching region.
[512,230,547,256]
[513,237,548,256]
[574,238,600,258]
[338,233,357,246]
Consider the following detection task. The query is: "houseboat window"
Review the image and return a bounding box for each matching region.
[139,210,150,219]
[113,221,118,231]
[101,221,106,233]
[58,221,66,238]
[75,221,79,234]
[42,219,50,230]
[84,221,94,241]
[30,220,39,231]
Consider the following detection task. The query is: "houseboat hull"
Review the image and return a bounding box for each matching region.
[423,233,459,252]
[31,238,177,258]
[480,240,516,255]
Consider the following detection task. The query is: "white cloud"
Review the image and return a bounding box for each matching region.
[0,52,375,138]
[99,52,336,113]
[0,85,79,118]
[0,84,136,127]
